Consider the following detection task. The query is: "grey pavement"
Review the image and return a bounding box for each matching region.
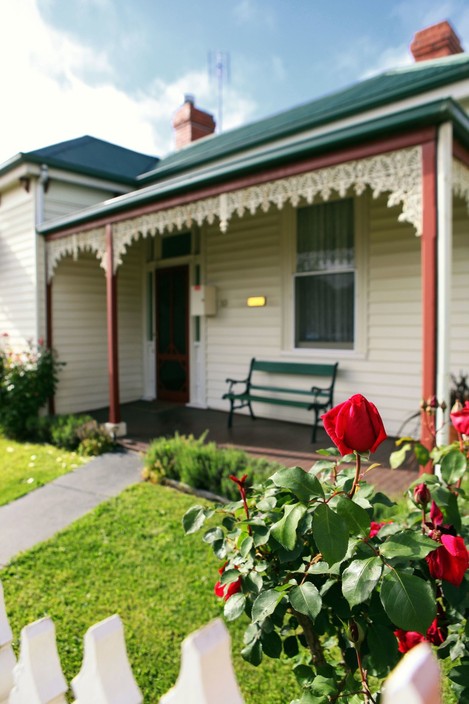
[0,450,143,567]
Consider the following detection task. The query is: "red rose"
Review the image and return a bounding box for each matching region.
[394,617,447,654]
[214,564,242,601]
[450,401,469,436]
[322,394,387,456]
[394,628,426,654]
[426,534,469,587]
[425,534,469,587]
[368,521,391,539]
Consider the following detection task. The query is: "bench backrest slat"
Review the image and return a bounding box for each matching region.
[250,359,337,378]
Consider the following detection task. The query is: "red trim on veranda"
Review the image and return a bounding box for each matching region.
[420,139,438,469]
[105,224,121,425]
[45,127,438,242]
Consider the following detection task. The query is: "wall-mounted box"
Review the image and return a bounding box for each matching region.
[190,285,217,316]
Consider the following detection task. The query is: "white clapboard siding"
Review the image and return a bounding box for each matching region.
[118,239,144,403]
[53,254,108,413]
[44,181,123,223]
[204,196,423,436]
[53,242,144,414]
[0,186,37,347]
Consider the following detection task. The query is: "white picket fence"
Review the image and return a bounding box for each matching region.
[0,580,441,703]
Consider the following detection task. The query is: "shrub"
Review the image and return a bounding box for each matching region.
[184,395,469,704]
[143,433,284,499]
[50,414,95,451]
[76,420,115,456]
[0,338,62,440]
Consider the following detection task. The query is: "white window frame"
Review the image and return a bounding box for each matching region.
[281,194,368,359]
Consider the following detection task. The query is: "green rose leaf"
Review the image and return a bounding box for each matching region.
[389,444,412,469]
[252,589,283,623]
[342,557,382,608]
[244,570,263,594]
[202,526,223,544]
[271,503,307,551]
[224,592,246,621]
[289,582,322,621]
[366,623,399,673]
[182,505,206,534]
[440,449,467,484]
[220,568,240,585]
[241,637,263,666]
[335,496,371,537]
[260,629,283,658]
[313,503,348,566]
[271,466,324,502]
[379,531,438,560]
[380,569,436,633]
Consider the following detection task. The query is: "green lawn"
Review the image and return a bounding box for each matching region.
[0,482,297,703]
[0,437,87,506]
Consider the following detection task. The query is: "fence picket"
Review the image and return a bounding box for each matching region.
[160,618,244,704]
[9,617,68,704]
[382,642,441,704]
[0,582,15,704]
[72,614,142,704]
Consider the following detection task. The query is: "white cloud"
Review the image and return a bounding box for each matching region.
[0,0,256,165]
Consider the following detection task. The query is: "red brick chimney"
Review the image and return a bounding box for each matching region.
[172,95,216,149]
[410,20,464,62]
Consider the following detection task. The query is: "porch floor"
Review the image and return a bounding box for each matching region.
[90,400,419,497]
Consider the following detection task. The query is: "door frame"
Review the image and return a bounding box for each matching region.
[155,263,190,402]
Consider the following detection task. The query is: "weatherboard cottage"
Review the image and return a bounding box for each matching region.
[1,21,469,441]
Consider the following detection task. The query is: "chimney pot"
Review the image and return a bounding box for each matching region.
[410,20,464,62]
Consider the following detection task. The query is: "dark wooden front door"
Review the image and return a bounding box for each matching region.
[156,266,189,402]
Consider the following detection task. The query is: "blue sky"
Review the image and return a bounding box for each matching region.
[1,0,469,165]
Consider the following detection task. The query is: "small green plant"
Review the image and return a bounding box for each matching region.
[76,420,115,456]
[49,414,95,451]
[0,336,62,440]
[185,394,469,703]
[143,433,284,499]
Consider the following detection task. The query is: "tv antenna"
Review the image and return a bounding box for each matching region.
[208,50,230,133]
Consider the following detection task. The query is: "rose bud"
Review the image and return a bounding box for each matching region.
[413,483,431,507]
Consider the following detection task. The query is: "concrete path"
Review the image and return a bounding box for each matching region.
[0,450,143,568]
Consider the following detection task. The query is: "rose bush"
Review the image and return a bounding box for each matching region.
[0,337,62,439]
[184,394,469,703]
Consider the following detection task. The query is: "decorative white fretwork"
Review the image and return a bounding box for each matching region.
[111,146,422,271]
[46,146,423,276]
[453,157,469,211]
[46,227,107,281]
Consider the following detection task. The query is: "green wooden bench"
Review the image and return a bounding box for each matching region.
[223,358,339,442]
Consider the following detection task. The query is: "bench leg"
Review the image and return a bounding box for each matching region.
[311,407,319,443]
[248,402,256,421]
[227,402,235,429]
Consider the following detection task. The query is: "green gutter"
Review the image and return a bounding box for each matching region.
[39,98,469,236]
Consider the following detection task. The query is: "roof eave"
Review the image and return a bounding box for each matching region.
[39,98,469,237]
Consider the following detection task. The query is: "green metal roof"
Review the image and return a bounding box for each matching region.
[0,135,158,185]
[39,97,469,236]
[139,53,469,184]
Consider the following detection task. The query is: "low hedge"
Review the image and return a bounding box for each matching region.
[26,413,116,457]
[143,433,285,500]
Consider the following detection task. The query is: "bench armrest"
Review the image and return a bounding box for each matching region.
[225,377,249,393]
